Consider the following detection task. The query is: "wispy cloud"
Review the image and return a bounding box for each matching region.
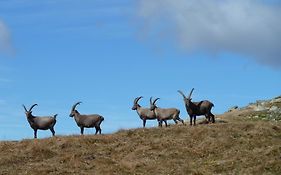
[136,0,281,68]
[0,1,133,40]
[0,19,13,54]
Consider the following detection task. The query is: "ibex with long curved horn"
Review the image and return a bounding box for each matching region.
[178,88,215,126]
[132,96,166,127]
[150,97,184,127]
[23,104,57,139]
[69,102,104,135]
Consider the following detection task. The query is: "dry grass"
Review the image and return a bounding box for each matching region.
[0,110,281,174]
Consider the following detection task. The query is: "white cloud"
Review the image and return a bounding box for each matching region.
[136,0,281,68]
[0,19,13,53]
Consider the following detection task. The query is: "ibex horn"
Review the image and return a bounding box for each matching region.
[22,105,28,112]
[72,102,82,111]
[29,104,38,112]
[153,98,160,105]
[134,96,143,104]
[188,88,195,99]
[177,90,187,99]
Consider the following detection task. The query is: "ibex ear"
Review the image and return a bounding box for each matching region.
[190,98,192,101]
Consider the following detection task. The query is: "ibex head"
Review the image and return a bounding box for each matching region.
[150,97,160,111]
[23,104,38,117]
[178,88,194,107]
[69,102,81,117]
[132,96,143,110]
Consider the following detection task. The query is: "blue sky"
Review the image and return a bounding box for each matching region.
[0,0,280,140]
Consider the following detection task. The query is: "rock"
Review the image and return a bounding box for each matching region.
[253,105,268,112]
[269,106,279,112]
[228,106,239,112]
[270,97,281,103]
[256,100,267,106]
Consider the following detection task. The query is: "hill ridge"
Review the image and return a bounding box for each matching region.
[0,96,281,174]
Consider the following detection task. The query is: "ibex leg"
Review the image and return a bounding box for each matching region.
[143,119,146,128]
[193,116,196,126]
[80,127,84,135]
[34,129,37,139]
[50,127,55,136]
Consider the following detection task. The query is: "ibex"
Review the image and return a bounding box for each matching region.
[178,88,215,126]
[132,96,166,127]
[23,104,57,139]
[69,102,104,135]
[150,97,184,127]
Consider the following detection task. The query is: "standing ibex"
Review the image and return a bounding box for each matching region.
[69,102,104,135]
[132,96,166,127]
[23,104,57,139]
[150,97,184,127]
[178,88,215,126]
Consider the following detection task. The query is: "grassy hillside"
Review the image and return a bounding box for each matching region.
[0,99,281,174]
